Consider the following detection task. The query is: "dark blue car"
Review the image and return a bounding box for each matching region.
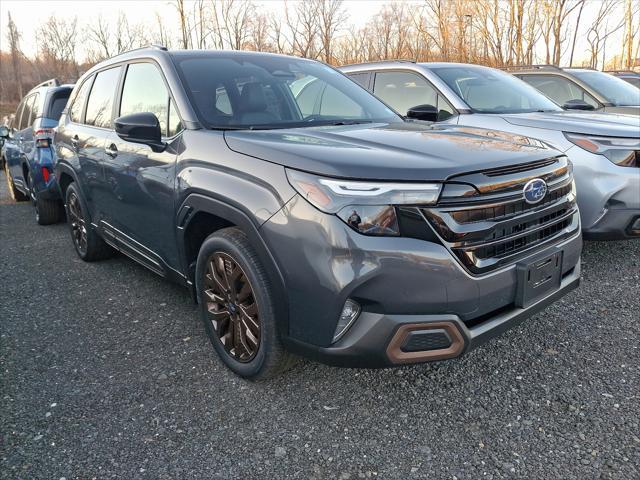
[1,79,73,224]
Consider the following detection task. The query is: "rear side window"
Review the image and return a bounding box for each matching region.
[31,93,42,120]
[519,74,600,109]
[86,66,122,128]
[120,62,181,137]
[69,78,93,123]
[14,99,26,129]
[47,91,71,120]
[19,94,35,130]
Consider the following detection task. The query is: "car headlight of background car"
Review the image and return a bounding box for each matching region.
[564,132,639,167]
[286,169,442,236]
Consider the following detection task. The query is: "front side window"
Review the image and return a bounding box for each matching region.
[520,74,600,109]
[120,62,181,136]
[69,78,93,123]
[432,66,563,114]
[174,54,400,129]
[348,72,370,88]
[568,70,640,106]
[86,66,122,128]
[373,71,454,121]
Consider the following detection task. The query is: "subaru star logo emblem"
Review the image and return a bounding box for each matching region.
[523,178,548,204]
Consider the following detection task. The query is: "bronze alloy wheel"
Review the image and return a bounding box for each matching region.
[67,191,88,255]
[203,252,261,362]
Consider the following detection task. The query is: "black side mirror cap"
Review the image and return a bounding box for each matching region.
[0,126,9,138]
[114,112,166,153]
[562,99,595,111]
[406,104,439,122]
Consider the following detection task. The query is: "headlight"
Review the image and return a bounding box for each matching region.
[564,133,639,167]
[286,169,441,236]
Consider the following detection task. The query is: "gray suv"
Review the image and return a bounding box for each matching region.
[55,48,581,379]
[341,62,640,240]
[507,65,640,115]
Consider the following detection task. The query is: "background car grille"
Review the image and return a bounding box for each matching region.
[421,156,580,275]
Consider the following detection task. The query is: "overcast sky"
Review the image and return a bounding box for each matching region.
[0,0,626,66]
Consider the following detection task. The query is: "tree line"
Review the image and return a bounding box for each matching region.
[1,0,639,105]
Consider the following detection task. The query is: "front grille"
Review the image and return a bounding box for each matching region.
[422,157,580,274]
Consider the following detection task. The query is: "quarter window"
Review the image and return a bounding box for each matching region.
[120,62,181,137]
[86,66,122,128]
[69,77,93,123]
[19,94,36,130]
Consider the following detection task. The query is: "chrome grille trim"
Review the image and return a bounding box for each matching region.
[422,158,580,275]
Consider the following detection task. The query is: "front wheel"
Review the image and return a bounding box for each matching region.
[196,227,295,380]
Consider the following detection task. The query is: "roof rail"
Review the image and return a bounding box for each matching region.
[502,64,562,71]
[109,44,168,60]
[341,58,416,68]
[33,78,60,89]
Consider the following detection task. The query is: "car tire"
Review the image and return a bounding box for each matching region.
[4,162,28,202]
[64,182,114,261]
[196,227,296,380]
[28,170,62,225]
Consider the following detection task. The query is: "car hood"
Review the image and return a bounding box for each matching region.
[501,111,640,137]
[224,122,558,181]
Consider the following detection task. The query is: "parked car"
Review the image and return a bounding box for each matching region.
[55,47,581,379]
[504,65,640,115]
[1,79,73,224]
[340,61,640,240]
[605,70,640,88]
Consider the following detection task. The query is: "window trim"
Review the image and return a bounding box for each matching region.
[371,69,458,120]
[118,59,185,140]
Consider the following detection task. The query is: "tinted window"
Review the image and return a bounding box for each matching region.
[569,70,640,106]
[295,79,324,117]
[519,75,599,109]
[348,73,370,88]
[19,95,35,130]
[31,93,42,120]
[86,67,122,128]
[70,78,92,123]
[432,66,562,114]
[374,71,438,115]
[14,99,26,130]
[175,54,399,129]
[120,63,173,135]
[48,91,71,120]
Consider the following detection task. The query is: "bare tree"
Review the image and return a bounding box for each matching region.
[317,0,347,63]
[37,16,80,80]
[586,0,625,69]
[174,0,191,49]
[6,12,23,98]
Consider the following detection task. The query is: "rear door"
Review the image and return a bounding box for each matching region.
[102,61,183,272]
[8,94,37,189]
[4,98,27,184]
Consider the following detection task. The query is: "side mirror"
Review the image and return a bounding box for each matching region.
[0,126,9,138]
[406,104,439,122]
[562,99,595,111]
[114,112,166,152]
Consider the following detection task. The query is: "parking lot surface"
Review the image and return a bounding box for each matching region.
[1,171,639,479]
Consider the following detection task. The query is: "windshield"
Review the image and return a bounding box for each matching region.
[569,70,640,106]
[430,66,562,114]
[174,54,401,129]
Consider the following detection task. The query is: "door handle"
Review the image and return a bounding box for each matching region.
[71,135,79,149]
[105,144,118,158]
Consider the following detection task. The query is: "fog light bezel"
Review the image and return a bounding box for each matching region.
[332,299,361,343]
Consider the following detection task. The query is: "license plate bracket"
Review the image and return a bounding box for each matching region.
[515,250,563,308]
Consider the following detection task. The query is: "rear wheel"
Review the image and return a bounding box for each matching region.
[196,227,295,380]
[4,162,28,202]
[28,170,62,225]
[65,182,114,261]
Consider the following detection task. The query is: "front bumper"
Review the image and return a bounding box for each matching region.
[262,194,582,367]
[567,146,640,240]
[285,263,580,368]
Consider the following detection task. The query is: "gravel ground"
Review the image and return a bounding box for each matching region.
[1,171,639,480]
